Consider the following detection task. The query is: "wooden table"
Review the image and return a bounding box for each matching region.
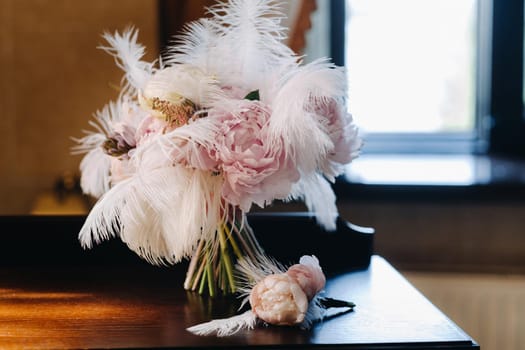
[0,256,478,349]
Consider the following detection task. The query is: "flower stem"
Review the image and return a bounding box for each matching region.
[219,224,236,293]
[184,211,266,296]
[223,224,243,259]
[205,248,216,297]
[184,239,204,290]
[198,263,207,295]
[191,256,206,291]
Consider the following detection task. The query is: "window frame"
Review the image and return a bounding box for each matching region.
[489,0,525,156]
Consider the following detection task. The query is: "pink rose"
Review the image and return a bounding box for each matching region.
[249,274,308,326]
[208,101,299,211]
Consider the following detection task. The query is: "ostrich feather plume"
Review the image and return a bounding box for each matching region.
[205,0,297,89]
[288,173,338,231]
[270,58,349,174]
[187,310,258,337]
[165,19,219,72]
[71,101,122,198]
[99,27,155,96]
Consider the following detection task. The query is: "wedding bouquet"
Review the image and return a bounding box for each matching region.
[73,0,361,298]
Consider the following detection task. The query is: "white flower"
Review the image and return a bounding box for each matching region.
[139,64,219,115]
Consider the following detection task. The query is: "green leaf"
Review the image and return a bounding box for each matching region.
[244,90,260,101]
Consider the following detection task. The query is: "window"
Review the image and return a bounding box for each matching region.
[347,0,476,134]
[332,0,525,157]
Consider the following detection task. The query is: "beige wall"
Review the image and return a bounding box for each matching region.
[0,0,159,214]
[338,200,525,273]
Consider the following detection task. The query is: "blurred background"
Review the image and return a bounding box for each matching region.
[1,0,525,349]
[0,0,320,215]
[0,0,159,214]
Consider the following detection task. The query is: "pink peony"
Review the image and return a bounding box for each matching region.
[135,115,174,146]
[208,101,299,211]
[286,255,326,300]
[249,274,308,326]
[249,255,326,326]
[309,98,362,179]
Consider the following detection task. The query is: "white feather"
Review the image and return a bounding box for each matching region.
[136,166,223,263]
[77,148,112,198]
[205,0,297,89]
[72,101,123,198]
[187,310,258,337]
[99,27,155,96]
[78,171,171,264]
[118,176,173,265]
[140,64,222,109]
[132,114,221,171]
[107,114,226,264]
[165,19,219,73]
[236,254,286,300]
[288,173,338,231]
[79,161,224,265]
[123,147,223,263]
[78,177,132,249]
[71,101,119,155]
[79,113,225,264]
[269,59,348,174]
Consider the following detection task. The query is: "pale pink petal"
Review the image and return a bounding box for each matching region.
[249,274,308,326]
[286,255,326,300]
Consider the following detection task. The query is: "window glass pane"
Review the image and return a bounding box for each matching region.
[346,0,477,133]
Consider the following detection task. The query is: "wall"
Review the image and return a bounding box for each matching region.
[0,0,158,214]
[405,270,525,350]
[338,199,525,273]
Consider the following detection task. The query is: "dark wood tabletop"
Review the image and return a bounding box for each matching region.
[0,256,479,349]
